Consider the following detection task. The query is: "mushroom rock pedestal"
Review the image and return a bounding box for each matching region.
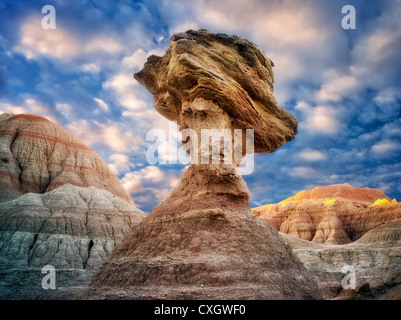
[91,30,321,299]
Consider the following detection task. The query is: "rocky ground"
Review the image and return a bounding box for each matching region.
[281,222,401,300]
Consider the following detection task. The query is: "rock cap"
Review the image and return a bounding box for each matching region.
[134,29,297,153]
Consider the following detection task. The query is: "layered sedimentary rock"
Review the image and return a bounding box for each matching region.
[0,113,133,204]
[252,183,401,244]
[355,220,401,244]
[0,113,146,299]
[91,30,321,299]
[253,184,401,299]
[0,183,146,299]
[281,221,401,299]
[134,29,297,155]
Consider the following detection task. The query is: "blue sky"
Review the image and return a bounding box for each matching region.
[1,0,400,212]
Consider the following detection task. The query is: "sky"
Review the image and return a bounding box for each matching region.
[0,0,400,212]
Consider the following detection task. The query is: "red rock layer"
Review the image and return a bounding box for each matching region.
[0,113,133,204]
[252,184,400,244]
[281,183,389,204]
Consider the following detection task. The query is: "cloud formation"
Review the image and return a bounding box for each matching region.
[121,165,181,210]
[0,0,400,212]
[66,119,143,153]
[18,18,80,59]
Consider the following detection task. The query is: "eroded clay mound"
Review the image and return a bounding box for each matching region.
[0,113,133,204]
[355,220,401,244]
[0,183,146,299]
[252,184,401,244]
[281,221,401,299]
[91,207,321,300]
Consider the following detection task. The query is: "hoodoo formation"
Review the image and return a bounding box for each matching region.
[0,113,133,204]
[91,30,321,299]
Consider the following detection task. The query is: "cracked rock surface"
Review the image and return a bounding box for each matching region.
[0,182,146,299]
[281,221,401,299]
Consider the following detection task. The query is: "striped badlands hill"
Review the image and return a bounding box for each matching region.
[252,183,401,244]
[0,113,147,299]
[0,113,133,204]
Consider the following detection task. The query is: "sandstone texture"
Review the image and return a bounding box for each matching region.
[0,113,133,204]
[91,30,321,300]
[90,206,321,299]
[134,29,297,155]
[0,183,146,299]
[252,183,401,244]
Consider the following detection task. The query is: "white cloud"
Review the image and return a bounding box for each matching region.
[372,140,401,153]
[103,73,148,111]
[121,49,151,69]
[356,30,398,63]
[0,102,27,115]
[55,103,73,119]
[120,165,182,209]
[374,87,401,104]
[17,18,124,63]
[168,21,200,36]
[315,75,359,102]
[194,0,330,47]
[108,153,133,175]
[18,18,80,59]
[294,101,311,111]
[103,48,164,111]
[297,104,341,135]
[253,6,329,47]
[298,149,326,161]
[82,63,100,73]
[141,165,165,183]
[0,98,60,123]
[122,171,144,194]
[349,2,401,93]
[288,166,319,179]
[65,120,143,153]
[55,103,72,111]
[85,37,123,54]
[378,182,392,193]
[121,166,165,194]
[94,97,109,112]
[269,53,304,83]
[169,176,180,188]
